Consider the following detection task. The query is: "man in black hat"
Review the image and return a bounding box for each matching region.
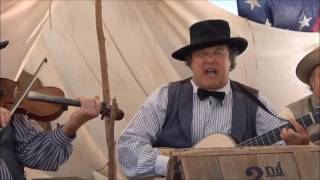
[0,41,102,180]
[282,47,320,145]
[117,20,310,178]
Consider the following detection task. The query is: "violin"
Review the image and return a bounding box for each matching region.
[0,78,124,121]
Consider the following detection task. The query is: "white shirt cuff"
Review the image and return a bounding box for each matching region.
[155,155,169,176]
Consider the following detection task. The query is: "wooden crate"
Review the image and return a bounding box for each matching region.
[32,177,84,180]
[167,145,320,180]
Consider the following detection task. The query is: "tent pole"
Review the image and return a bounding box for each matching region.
[95,0,117,179]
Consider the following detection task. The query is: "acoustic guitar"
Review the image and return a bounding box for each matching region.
[161,107,320,155]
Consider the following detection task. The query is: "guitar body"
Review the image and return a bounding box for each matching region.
[194,133,236,148]
[160,134,236,156]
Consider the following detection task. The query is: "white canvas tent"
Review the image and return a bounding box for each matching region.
[1,1,319,179]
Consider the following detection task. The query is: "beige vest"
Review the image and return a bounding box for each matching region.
[288,94,320,143]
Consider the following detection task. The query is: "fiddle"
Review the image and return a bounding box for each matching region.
[0,78,124,122]
[27,90,124,121]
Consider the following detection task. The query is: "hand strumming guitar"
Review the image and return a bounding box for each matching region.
[280,118,310,145]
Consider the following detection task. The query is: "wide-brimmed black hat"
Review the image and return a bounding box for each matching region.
[172,20,248,61]
[296,47,320,85]
[0,41,9,50]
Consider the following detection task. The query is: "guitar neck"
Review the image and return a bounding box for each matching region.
[238,108,320,147]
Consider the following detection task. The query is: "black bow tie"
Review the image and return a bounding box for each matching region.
[197,89,225,105]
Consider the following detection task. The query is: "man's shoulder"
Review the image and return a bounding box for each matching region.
[169,77,192,86]
[230,80,259,95]
[287,95,312,108]
[167,77,193,95]
[153,77,192,95]
[147,83,170,100]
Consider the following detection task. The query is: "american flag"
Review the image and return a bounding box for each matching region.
[237,0,320,32]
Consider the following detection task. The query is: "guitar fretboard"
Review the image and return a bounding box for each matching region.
[237,108,320,147]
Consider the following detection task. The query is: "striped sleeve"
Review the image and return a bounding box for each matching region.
[0,160,13,180]
[256,94,287,144]
[117,84,169,177]
[13,114,74,171]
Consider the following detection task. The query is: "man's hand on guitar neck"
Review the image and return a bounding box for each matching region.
[280,118,310,145]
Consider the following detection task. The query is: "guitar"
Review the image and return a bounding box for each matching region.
[195,107,320,148]
[161,107,320,155]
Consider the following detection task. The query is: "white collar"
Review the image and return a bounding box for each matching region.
[190,79,231,94]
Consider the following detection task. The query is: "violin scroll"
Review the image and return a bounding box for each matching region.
[101,102,124,120]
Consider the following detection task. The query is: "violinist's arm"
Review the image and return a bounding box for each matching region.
[13,113,73,171]
[62,96,101,137]
[13,96,101,171]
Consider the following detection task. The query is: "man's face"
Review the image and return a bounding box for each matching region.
[190,45,231,90]
[310,65,320,97]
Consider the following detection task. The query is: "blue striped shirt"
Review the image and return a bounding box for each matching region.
[118,80,286,177]
[0,114,74,180]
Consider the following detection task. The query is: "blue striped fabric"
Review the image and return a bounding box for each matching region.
[0,114,73,180]
[118,80,286,177]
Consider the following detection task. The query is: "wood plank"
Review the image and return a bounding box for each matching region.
[180,156,223,180]
[170,145,319,157]
[219,154,260,180]
[167,145,320,180]
[257,153,299,180]
[32,177,84,180]
[294,151,320,179]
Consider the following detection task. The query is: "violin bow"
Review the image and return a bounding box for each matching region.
[10,58,47,114]
[95,1,118,179]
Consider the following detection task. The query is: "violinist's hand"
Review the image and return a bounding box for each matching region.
[63,96,101,137]
[280,118,310,145]
[0,107,11,128]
